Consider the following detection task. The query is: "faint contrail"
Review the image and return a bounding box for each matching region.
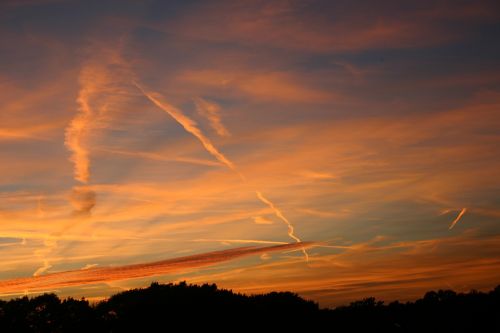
[49,69,98,276]
[194,97,230,137]
[64,65,101,217]
[194,239,289,245]
[33,260,52,277]
[95,147,222,167]
[134,82,308,260]
[449,208,467,230]
[70,186,96,216]
[32,237,57,277]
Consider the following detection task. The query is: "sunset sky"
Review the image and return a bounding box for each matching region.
[1,0,500,307]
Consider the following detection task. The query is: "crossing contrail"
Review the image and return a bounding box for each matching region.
[134,82,308,261]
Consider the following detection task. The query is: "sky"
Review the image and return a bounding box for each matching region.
[0,0,500,307]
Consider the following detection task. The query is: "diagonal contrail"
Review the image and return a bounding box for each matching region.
[0,242,312,294]
[134,82,236,172]
[449,208,467,230]
[134,82,309,261]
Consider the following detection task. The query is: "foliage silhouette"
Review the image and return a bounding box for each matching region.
[0,282,499,332]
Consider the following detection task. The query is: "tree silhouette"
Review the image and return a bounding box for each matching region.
[0,282,499,332]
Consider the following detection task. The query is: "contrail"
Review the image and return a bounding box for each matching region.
[449,208,467,230]
[135,82,308,260]
[70,186,96,216]
[33,260,52,277]
[256,191,309,260]
[194,239,289,245]
[64,66,102,217]
[41,66,98,278]
[55,59,118,275]
[134,82,236,172]
[32,237,57,277]
[64,47,131,185]
[65,76,94,184]
[0,242,312,294]
[95,147,222,167]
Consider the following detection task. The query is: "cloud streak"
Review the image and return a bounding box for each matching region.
[0,242,311,294]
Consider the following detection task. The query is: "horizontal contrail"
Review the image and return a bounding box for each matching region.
[194,239,289,245]
[449,208,467,230]
[95,147,222,167]
[0,242,312,294]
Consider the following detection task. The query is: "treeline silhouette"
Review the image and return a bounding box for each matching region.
[0,282,499,332]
